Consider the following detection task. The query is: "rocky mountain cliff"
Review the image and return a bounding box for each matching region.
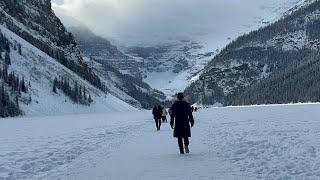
[69,26,144,79]
[185,0,320,106]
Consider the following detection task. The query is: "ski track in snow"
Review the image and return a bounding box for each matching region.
[1,104,320,180]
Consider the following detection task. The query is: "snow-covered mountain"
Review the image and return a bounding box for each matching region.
[69,26,144,78]
[185,0,320,106]
[68,26,166,107]
[52,0,307,99]
[124,41,215,97]
[117,0,309,97]
[0,25,134,117]
[0,0,165,117]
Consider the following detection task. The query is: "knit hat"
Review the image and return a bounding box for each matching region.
[177,93,184,100]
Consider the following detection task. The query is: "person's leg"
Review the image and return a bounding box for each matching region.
[178,137,184,154]
[184,137,189,153]
[155,119,159,130]
[158,119,161,130]
[184,137,189,147]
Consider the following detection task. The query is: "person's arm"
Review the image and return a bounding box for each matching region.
[170,105,175,129]
[188,105,194,127]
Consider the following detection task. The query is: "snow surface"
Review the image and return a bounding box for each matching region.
[1,103,320,179]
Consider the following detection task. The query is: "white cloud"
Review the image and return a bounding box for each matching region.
[52,0,301,46]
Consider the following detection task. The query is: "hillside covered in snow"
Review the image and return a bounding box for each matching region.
[0,24,134,117]
[185,0,320,106]
[0,0,167,117]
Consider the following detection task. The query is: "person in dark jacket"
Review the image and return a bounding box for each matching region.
[161,105,168,123]
[152,105,162,131]
[170,93,194,154]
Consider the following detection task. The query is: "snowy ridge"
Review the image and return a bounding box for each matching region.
[0,25,135,117]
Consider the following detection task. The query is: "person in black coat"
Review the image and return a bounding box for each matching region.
[152,105,162,131]
[170,93,194,154]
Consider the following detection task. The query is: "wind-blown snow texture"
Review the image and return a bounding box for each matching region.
[1,104,319,179]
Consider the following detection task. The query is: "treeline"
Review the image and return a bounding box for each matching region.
[53,76,93,106]
[59,56,108,94]
[0,31,29,117]
[233,53,320,105]
[0,66,28,94]
[101,63,165,109]
[0,85,21,117]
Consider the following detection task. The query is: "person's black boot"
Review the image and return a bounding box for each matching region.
[185,146,189,154]
[180,149,184,154]
[179,145,184,154]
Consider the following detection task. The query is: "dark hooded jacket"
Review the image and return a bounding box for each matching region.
[170,100,194,138]
[152,106,161,120]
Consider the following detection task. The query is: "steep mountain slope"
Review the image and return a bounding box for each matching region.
[69,26,166,108]
[0,0,105,91]
[0,0,140,116]
[185,0,320,106]
[234,52,320,105]
[91,61,166,108]
[69,26,143,78]
[70,26,127,60]
[0,24,134,117]
[0,0,166,116]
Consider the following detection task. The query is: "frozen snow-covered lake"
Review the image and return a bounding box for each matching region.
[1,104,320,180]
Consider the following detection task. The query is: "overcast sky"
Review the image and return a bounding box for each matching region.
[52,0,301,47]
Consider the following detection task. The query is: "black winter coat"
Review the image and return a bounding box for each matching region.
[170,100,194,138]
[152,106,161,120]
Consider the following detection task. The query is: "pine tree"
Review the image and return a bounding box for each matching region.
[53,77,58,93]
[5,52,11,65]
[29,95,32,104]
[20,77,27,93]
[88,94,93,103]
[18,44,22,55]
[83,86,87,100]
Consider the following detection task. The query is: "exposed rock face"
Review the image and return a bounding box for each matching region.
[69,26,144,79]
[0,0,75,59]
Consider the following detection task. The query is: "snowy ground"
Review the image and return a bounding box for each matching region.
[1,103,320,180]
